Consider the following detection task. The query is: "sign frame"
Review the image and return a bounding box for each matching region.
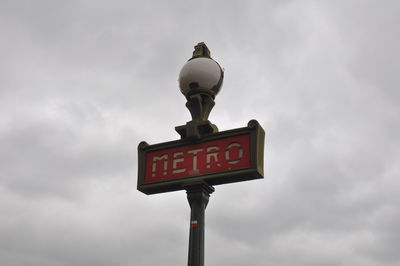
[137,120,265,195]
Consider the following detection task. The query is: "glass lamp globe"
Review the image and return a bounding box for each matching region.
[178,57,223,98]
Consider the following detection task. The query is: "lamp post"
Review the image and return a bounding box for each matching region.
[177,42,223,266]
[136,42,265,266]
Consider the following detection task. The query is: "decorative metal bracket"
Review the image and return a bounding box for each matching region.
[175,93,218,140]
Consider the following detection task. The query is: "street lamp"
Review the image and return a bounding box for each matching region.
[136,42,265,266]
[176,42,224,140]
[178,42,223,266]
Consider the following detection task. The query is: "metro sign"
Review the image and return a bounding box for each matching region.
[137,120,265,194]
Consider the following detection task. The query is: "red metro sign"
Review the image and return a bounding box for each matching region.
[146,134,250,182]
[137,120,265,194]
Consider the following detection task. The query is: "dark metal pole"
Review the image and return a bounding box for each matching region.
[185,182,215,266]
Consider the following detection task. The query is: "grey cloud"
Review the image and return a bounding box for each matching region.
[0,0,399,266]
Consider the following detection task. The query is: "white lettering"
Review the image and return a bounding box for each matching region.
[152,154,168,177]
[225,142,243,164]
[172,152,185,174]
[206,145,221,169]
[187,148,204,172]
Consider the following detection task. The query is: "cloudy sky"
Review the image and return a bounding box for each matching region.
[1,1,399,265]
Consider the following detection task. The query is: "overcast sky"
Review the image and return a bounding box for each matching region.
[1,1,399,266]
